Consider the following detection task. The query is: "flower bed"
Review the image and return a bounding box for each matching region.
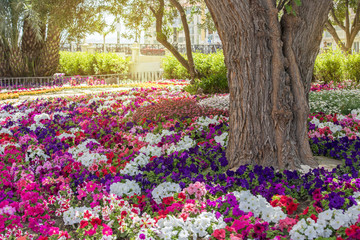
[1,87,360,239]
[0,80,188,101]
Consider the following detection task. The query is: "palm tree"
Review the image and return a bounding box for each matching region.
[0,0,42,77]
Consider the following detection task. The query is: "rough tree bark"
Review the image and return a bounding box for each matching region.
[204,0,332,170]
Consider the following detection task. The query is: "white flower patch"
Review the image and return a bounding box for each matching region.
[120,162,142,176]
[139,145,163,157]
[165,135,196,155]
[140,130,176,145]
[290,198,360,240]
[310,89,360,114]
[157,212,226,240]
[0,143,20,154]
[214,132,228,147]
[53,111,69,118]
[77,152,107,168]
[232,190,286,224]
[25,147,49,162]
[152,182,181,204]
[68,139,107,167]
[63,206,92,225]
[56,132,76,140]
[34,113,51,123]
[69,127,84,133]
[198,95,229,110]
[110,180,141,198]
[194,116,226,127]
[0,127,13,136]
[68,139,99,157]
[317,121,343,134]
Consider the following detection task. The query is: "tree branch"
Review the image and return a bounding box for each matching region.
[149,0,191,74]
[169,0,198,80]
[325,21,348,52]
[330,8,346,31]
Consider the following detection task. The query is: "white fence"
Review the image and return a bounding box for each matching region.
[0,71,164,89]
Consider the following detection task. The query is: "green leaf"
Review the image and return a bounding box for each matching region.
[294,0,302,7]
[285,5,293,14]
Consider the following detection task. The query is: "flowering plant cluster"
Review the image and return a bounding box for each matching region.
[1,85,360,240]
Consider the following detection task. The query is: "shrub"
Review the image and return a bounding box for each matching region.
[59,52,130,76]
[93,52,130,75]
[344,54,360,83]
[162,51,228,94]
[313,49,345,83]
[132,97,229,123]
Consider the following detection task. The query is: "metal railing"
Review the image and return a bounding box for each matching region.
[60,43,223,55]
[0,71,164,90]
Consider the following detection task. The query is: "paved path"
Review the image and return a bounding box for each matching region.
[301,156,342,173]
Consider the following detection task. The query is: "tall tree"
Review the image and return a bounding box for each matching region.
[325,0,360,53]
[204,0,332,170]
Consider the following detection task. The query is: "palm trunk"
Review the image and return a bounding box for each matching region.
[36,22,61,76]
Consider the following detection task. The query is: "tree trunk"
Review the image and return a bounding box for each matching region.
[204,0,332,170]
[36,22,61,76]
[0,41,9,77]
[21,17,44,76]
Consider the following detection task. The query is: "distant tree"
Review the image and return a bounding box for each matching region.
[93,14,118,52]
[112,0,205,81]
[325,0,360,53]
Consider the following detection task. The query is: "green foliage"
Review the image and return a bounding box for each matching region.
[93,52,130,75]
[59,52,130,76]
[313,49,345,83]
[314,50,360,84]
[162,51,228,94]
[344,54,360,83]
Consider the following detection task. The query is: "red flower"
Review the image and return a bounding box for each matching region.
[80,220,88,229]
[225,226,235,233]
[302,207,309,215]
[109,166,117,174]
[162,197,175,205]
[286,202,299,215]
[270,199,279,207]
[212,229,226,240]
[178,192,186,201]
[83,210,92,219]
[310,214,318,222]
[90,218,101,227]
[121,210,128,218]
[131,208,139,214]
